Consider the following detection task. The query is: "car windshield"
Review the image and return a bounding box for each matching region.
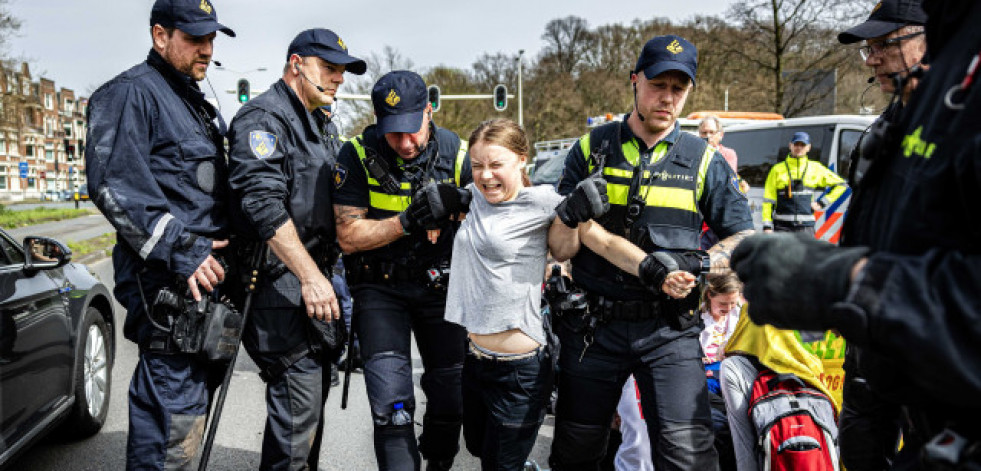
[531,153,567,186]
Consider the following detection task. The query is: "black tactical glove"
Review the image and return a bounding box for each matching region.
[425,183,472,220]
[638,251,705,294]
[555,177,610,228]
[399,183,471,233]
[730,233,869,332]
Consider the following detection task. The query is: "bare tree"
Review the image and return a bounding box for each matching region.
[540,16,591,75]
[715,0,865,116]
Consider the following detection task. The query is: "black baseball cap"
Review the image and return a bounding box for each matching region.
[633,35,698,84]
[371,71,429,135]
[150,0,235,37]
[838,0,926,44]
[287,29,366,75]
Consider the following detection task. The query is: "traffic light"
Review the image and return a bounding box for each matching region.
[237,79,250,103]
[428,85,441,112]
[493,84,507,111]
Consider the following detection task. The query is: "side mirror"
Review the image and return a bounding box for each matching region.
[23,236,72,271]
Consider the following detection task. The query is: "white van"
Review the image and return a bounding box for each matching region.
[721,115,875,241]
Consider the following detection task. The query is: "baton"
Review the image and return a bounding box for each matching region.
[341,303,356,409]
[198,245,267,471]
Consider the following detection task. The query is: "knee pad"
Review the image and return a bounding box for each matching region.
[419,364,463,417]
[655,422,718,469]
[549,420,610,467]
[365,351,415,425]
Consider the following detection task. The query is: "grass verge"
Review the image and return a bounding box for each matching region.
[0,207,96,228]
[67,232,115,260]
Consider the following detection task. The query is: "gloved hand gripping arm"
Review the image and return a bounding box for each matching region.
[399,182,471,233]
[555,177,610,228]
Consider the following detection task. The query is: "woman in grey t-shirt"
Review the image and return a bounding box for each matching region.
[445,119,579,469]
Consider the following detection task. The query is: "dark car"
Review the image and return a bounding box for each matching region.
[0,229,115,468]
[530,151,568,188]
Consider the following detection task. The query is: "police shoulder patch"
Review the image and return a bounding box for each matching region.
[334,164,348,189]
[249,131,277,159]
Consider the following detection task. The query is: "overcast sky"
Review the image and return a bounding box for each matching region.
[8,0,731,120]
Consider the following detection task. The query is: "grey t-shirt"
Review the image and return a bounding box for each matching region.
[445,184,563,346]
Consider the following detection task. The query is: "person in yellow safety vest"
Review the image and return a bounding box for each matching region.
[762,131,847,234]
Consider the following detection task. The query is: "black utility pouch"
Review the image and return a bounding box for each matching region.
[662,293,701,331]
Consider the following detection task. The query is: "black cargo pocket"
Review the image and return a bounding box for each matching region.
[645,223,700,251]
[179,141,220,195]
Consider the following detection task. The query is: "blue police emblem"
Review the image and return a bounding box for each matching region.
[334,164,348,189]
[731,175,743,193]
[249,131,277,159]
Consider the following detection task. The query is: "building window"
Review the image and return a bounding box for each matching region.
[45,143,54,162]
[44,94,53,109]
[0,174,6,190]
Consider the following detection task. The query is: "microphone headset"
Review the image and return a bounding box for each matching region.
[294,62,326,93]
[632,80,645,121]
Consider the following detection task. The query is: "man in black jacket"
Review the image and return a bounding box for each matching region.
[226,28,365,470]
[732,1,981,468]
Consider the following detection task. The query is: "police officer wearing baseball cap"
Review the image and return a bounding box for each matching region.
[332,70,472,471]
[732,1,981,469]
[760,131,847,234]
[226,27,364,469]
[85,0,233,468]
[549,35,753,470]
[834,2,927,470]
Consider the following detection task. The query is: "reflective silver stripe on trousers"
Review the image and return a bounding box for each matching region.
[773,213,816,222]
[140,213,175,259]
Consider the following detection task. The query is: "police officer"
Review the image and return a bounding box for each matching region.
[761,131,848,234]
[226,28,365,470]
[836,3,927,469]
[332,70,471,471]
[731,0,981,468]
[549,35,754,470]
[84,0,233,468]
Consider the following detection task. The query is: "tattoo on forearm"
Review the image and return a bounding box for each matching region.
[334,206,367,225]
[707,230,753,272]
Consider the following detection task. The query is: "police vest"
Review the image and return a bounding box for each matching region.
[572,122,715,299]
[773,158,815,223]
[348,126,467,267]
[350,128,467,217]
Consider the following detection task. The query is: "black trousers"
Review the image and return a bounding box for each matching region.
[352,282,466,471]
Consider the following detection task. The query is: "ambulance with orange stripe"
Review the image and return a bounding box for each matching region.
[721,115,876,242]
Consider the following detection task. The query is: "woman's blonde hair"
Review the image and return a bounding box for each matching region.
[468,118,531,187]
[700,271,743,311]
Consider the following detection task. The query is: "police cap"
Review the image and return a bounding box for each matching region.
[791,132,811,145]
[371,70,429,135]
[633,35,697,85]
[150,0,235,37]
[287,29,366,75]
[838,0,926,44]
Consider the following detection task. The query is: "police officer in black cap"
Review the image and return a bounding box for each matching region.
[548,35,753,470]
[84,0,233,468]
[835,2,927,469]
[731,1,981,468]
[226,28,365,470]
[332,70,472,471]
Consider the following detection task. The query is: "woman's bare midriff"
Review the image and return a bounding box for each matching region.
[469,328,540,354]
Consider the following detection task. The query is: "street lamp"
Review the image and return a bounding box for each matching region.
[516,49,525,127]
[214,66,268,74]
[724,80,739,112]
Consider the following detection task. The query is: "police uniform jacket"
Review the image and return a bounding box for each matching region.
[762,155,847,229]
[332,124,471,271]
[226,80,340,352]
[85,49,229,344]
[835,0,981,429]
[558,117,753,301]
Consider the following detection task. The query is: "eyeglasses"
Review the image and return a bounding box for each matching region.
[859,31,925,61]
